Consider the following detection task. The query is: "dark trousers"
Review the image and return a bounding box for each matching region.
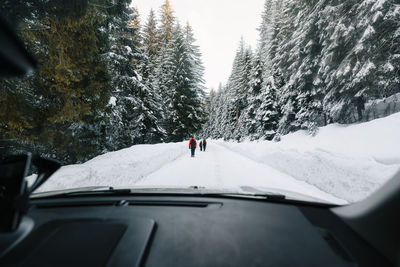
[191,148,196,157]
[203,145,206,151]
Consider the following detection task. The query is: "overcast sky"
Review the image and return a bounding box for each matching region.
[132,0,265,91]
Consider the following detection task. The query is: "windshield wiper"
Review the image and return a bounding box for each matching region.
[246,193,286,200]
[66,188,132,196]
[185,185,286,200]
[207,192,286,200]
[31,185,286,201]
[238,186,286,200]
[31,187,132,199]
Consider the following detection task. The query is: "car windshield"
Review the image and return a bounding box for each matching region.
[1,0,399,205]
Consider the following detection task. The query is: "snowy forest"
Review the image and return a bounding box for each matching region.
[202,0,400,141]
[1,0,400,164]
[0,0,205,163]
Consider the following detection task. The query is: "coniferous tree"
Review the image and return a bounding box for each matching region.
[202,88,217,138]
[152,2,206,141]
[158,0,175,47]
[30,6,111,162]
[106,3,142,149]
[245,53,263,139]
[142,9,160,79]
[107,3,166,148]
[234,46,254,140]
[161,23,205,141]
[183,22,207,134]
[1,0,207,162]
[152,0,176,136]
[204,0,400,142]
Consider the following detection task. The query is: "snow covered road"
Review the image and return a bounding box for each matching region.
[35,113,400,205]
[135,143,346,204]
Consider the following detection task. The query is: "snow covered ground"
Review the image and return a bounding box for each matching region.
[36,142,187,192]
[134,143,344,204]
[220,112,400,203]
[35,112,400,205]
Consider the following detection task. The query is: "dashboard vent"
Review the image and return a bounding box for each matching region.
[34,200,222,209]
[127,200,220,208]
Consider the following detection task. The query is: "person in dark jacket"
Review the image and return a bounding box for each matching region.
[199,140,203,151]
[202,139,207,152]
[189,137,197,157]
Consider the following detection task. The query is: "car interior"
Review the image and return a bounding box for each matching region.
[0,9,399,267]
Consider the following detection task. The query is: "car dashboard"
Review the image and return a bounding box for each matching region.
[0,195,392,267]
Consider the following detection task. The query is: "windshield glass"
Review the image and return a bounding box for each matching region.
[1,0,399,205]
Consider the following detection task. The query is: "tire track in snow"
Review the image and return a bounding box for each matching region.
[135,142,346,205]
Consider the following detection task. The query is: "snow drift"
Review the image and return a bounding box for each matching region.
[219,112,400,203]
[36,142,187,192]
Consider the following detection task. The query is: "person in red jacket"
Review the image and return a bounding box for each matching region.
[189,137,197,158]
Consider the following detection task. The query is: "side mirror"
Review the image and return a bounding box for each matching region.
[0,153,60,232]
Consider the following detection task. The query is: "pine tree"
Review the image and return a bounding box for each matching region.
[227,39,253,140]
[158,0,175,47]
[209,84,225,139]
[106,3,166,148]
[255,82,280,140]
[203,0,400,141]
[142,9,159,79]
[160,23,205,141]
[184,22,206,100]
[106,3,139,149]
[1,0,208,162]
[321,0,400,123]
[28,6,111,162]
[245,53,263,139]
[184,22,207,131]
[201,88,217,138]
[153,37,176,136]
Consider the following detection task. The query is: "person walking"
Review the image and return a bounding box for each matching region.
[202,138,207,152]
[199,140,203,151]
[189,137,197,157]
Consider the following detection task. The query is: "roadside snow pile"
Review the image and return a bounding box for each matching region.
[219,112,400,203]
[364,92,400,122]
[36,142,188,192]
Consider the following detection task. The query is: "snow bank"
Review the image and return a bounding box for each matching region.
[364,92,400,122]
[36,142,188,192]
[218,112,400,203]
